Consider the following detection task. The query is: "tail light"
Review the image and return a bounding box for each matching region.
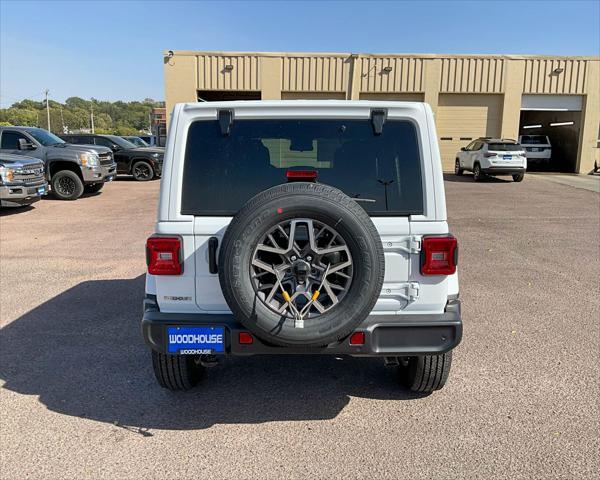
[146,236,183,275]
[421,236,458,275]
[239,332,254,344]
[484,152,496,157]
[349,331,365,346]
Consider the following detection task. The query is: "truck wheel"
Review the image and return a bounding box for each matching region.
[132,161,154,181]
[151,350,204,391]
[218,182,385,348]
[51,170,84,200]
[473,163,484,182]
[84,183,104,194]
[512,173,525,182]
[454,159,464,176]
[398,352,452,393]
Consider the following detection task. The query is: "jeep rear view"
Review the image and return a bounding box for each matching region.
[143,101,461,393]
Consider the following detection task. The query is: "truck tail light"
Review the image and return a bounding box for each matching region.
[484,152,497,157]
[349,331,365,346]
[146,236,183,275]
[421,236,458,275]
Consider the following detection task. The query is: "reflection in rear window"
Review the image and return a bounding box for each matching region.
[520,136,549,144]
[488,143,523,151]
[181,119,424,216]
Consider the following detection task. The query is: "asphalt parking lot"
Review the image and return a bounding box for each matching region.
[1,175,599,479]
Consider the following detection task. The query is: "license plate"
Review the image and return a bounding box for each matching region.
[503,155,513,160]
[531,147,540,152]
[167,326,225,354]
[37,186,46,195]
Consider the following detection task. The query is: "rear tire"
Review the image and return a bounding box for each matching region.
[151,351,204,391]
[398,352,452,393]
[84,183,104,194]
[51,170,84,200]
[454,159,464,176]
[132,161,154,181]
[512,173,525,182]
[473,163,484,182]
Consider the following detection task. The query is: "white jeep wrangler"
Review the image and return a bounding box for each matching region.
[143,101,461,393]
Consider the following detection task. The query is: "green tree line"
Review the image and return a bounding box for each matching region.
[0,97,165,135]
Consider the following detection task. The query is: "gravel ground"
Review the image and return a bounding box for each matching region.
[1,174,599,480]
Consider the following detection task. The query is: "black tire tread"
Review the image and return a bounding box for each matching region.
[401,352,452,393]
[51,170,84,200]
[151,351,202,391]
[132,160,154,181]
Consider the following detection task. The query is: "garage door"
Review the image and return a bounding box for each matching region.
[359,92,424,101]
[437,94,503,170]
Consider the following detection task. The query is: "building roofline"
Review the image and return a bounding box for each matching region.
[164,50,600,61]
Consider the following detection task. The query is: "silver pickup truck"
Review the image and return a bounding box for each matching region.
[0,153,47,207]
[0,126,117,200]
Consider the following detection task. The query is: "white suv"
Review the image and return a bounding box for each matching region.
[518,135,552,165]
[455,138,527,182]
[143,101,461,393]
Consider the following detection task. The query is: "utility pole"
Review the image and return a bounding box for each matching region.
[44,89,51,131]
[90,102,95,134]
[60,106,65,133]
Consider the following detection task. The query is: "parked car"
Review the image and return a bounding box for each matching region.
[60,134,163,181]
[518,135,552,165]
[455,138,527,182]
[123,136,149,148]
[0,127,116,200]
[0,153,47,207]
[143,100,461,393]
[138,135,156,147]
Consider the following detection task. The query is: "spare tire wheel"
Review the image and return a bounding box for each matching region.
[218,182,385,347]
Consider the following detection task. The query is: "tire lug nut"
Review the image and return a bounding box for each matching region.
[306,255,312,261]
[291,255,297,261]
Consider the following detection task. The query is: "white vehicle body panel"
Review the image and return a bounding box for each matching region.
[152,101,455,316]
[518,135,552,160]
[457,139,527,171]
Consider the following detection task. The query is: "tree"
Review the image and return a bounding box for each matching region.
[0,96,164,134]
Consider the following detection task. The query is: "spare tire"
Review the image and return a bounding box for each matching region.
[218,182,385,347]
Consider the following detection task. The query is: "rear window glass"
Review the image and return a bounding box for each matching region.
[487,143,522,151]
[520,136,548,144]
[181,119,423,216]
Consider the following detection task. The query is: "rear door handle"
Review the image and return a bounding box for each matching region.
[208,237,219,274]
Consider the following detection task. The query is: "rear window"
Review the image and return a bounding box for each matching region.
[181,119,423,216]
[520,136,548,144]
[487,143,522,151]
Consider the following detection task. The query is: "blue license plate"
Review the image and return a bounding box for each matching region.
[503,155,513,160]
[167,326,225,354]
[37,186,46,195]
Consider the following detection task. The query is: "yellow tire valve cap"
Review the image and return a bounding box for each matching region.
[312,290,320,301]
[282,291,291,303]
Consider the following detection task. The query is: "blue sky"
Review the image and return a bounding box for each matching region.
[1,0,599,105]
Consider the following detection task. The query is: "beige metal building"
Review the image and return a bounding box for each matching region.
[164,50,599,173]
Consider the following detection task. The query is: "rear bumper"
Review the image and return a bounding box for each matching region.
[481,166,526,175]
[525,151,551,160]
[141,298,462,356]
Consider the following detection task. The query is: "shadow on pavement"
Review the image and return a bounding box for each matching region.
[0,205,35,216]
[443,173,512,183]
[0,275,420,432]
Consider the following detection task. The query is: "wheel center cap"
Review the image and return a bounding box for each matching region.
[292,259,311,283]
